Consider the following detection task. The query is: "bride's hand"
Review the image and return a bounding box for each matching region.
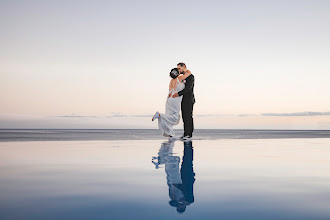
[172,93,178,98]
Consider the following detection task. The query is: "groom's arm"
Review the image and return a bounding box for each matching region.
[178,75,194,96]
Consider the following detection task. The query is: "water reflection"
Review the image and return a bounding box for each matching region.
[152,140,195,213]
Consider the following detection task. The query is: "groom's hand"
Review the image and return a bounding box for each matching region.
[172,93,178,98]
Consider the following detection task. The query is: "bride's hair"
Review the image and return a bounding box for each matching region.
[170,68,179,79]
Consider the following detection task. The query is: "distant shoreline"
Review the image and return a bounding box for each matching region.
[1,129,330,142]
[1,128,330,131]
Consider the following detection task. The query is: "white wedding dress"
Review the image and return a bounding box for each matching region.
[157,77,185,137]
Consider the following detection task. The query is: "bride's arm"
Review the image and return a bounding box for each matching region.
[168,90,172,98]
[178,70,191,82]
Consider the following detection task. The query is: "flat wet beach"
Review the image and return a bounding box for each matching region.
[1,137,330,219]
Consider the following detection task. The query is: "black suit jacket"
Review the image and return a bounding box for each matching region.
[178,74,195,104]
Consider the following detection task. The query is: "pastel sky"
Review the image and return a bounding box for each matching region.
[1,0,330,129]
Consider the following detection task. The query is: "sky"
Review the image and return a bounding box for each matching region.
[1,0,330,129]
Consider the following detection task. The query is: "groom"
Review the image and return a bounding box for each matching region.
[172,62,195,139]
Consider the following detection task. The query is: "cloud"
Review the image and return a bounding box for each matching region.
[108,112,153,117]
[237,114,259,117]
[48,112,99,118]
[261,111,330,116]
[195,111,330,117]
[2,111,330,129]
[48,112,153,118]
[195,114,258,117]
[41,111,330,119]
[195,114,235,117]
[49,115,99,118]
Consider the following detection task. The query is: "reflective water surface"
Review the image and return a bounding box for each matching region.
[1,138,330,219]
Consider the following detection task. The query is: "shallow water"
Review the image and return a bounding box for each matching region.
[1,138,330,219]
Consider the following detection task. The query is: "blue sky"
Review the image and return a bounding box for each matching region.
[1,0,330,129]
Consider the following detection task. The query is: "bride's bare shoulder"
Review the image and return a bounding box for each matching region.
[169,78,176,89]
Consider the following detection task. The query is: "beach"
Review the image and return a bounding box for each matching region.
[1,130,330,219]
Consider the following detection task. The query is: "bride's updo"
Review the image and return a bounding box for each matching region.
[170,68,179,79]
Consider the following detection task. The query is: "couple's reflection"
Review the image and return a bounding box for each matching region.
[152,140,195,213]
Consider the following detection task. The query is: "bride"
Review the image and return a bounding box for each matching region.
[152,68,192,138]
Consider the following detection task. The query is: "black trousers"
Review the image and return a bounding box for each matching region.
[181,101,194,137]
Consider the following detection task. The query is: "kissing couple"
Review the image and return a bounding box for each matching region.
[152,62,195,140]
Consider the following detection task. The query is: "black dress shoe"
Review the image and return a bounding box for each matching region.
[182,135,192,140]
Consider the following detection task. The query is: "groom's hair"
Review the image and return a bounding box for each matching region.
[177,62,186,67]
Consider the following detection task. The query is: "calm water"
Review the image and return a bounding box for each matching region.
[1,129,330,141]
[1,131,330,219]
